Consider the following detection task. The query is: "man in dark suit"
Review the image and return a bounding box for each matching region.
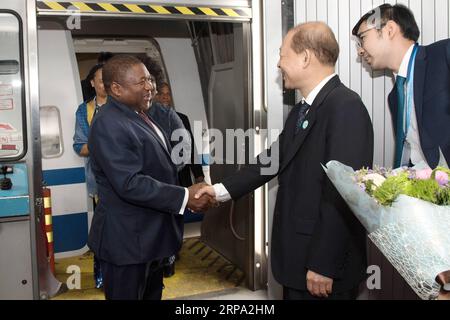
[88,55,213,300]
[196,22,374,300]
[352,3,450,168]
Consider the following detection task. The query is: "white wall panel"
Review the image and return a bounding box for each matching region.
[338,0,351,86]
[409,0,423,43]
[422,0,435,44]
[317,0,328,22]
[436,0,449,41]
[294,0,307,24]
[349,0,362,94]
[327,0,340,79]
[293,0,449,167]
[307,0,318,20]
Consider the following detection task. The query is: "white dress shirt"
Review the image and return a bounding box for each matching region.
[213,73,337,202]
[394,44,427,166]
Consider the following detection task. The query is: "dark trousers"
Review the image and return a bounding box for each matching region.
[283,286,359,300]
[100,259,164,300]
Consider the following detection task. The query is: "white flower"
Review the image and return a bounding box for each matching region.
[362,173,386,190]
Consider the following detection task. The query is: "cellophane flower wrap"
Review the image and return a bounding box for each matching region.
[323,161,450,300]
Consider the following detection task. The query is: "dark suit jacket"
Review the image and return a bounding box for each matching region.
[176,112,204,187]
[88,97,186,266]
[148,102,187,173]
[148,102,185,144]
[388,39,450,168]
[222,76,374,292]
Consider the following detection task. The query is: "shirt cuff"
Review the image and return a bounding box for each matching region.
[213,183,232,202]
[178,188,189,215]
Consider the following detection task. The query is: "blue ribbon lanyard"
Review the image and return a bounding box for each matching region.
[403,44,419,138]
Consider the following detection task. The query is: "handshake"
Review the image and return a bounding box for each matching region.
[186,182,218,213]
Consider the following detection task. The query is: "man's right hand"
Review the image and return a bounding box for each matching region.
[187,183,217,212]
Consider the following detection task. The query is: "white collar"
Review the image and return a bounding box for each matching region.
[302,73,336,105]
[395,44,415,79]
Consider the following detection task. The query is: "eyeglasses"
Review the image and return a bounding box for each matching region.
[133,77,153,88]
[116,77,153,89]
[355,23,386,48]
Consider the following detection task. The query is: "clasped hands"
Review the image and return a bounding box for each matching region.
[186,182,218,213]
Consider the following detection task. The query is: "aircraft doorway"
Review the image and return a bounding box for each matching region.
[36,2,266,299]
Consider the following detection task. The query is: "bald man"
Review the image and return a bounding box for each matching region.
[196,22,374,300]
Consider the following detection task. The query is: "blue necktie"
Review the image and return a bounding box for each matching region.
[394,75,407,168]
[295,101,310,135]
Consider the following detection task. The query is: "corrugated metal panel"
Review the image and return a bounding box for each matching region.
[293,0,449,300]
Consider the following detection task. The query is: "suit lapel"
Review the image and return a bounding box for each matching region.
[135,112,172,156]
[280,75,341,173]
[111,98,172,157]
[146,111,173,153]
[413,46,426,129]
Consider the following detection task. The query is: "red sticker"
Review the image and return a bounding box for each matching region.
[0,123,15,131]
[1,144,16,150]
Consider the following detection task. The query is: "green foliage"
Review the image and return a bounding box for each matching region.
[437,187,450,206]
[356,166,449,206]
[373,172,410,206]
[404,179,440,204]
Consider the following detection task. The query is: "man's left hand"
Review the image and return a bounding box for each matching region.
[306,270,333,298]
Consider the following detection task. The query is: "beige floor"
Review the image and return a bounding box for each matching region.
[52,237,245,300]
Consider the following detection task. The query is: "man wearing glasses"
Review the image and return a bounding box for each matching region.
[87,55,214,299]
[352,4,450,169]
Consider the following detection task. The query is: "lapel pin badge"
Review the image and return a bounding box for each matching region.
[302,120,309,130]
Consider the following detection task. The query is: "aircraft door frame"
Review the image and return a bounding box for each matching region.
[35,0,268,291]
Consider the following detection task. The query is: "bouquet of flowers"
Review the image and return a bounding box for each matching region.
[323,161,450,300]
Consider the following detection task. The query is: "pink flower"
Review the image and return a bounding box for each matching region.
[415,168,432,180]
[435,171,449,186]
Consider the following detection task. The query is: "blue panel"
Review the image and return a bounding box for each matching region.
[43,167,85,186]
[201,154,210,166]
[183,209,204,223]
[0,163,30,218]
[53,212,88,253]
[0,197,29,217]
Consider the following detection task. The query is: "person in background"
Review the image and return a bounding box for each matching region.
[352,4,450,168]
[81,52,114,101]
[73,63,107,289]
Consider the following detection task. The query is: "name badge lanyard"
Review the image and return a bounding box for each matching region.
[403,44,419,143]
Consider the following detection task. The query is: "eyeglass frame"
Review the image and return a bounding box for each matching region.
[354,22,387,48]
[114,76,154,89]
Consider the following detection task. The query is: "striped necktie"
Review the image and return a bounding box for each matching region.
[138,111,156,131]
